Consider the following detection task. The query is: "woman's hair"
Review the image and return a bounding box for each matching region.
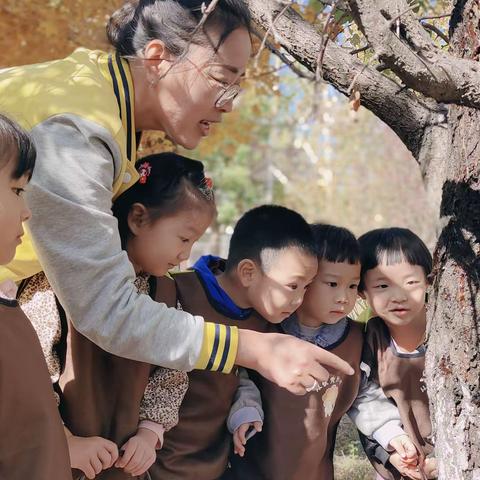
[112,152,215,248]
[107,0,251,57]
[358,227,432,291]
[0,113,36,180]
[311,224,360,265]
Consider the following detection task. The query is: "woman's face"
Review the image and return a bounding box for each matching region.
[0,156,31,265]
[142,27,251,149]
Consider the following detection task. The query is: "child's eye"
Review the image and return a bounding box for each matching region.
[179,237,189,243]
[288,284,298,290]
[407,280,419,285]
[375,284,388,289]
[326,282,337,288]
[12,188,25,197]
[350,284,359,290]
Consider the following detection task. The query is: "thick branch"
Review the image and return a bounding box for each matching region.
[245,0,442,160]
[348,0,480,108]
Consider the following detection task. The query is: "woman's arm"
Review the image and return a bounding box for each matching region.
[28,115,209,369]
[28,115,353,389]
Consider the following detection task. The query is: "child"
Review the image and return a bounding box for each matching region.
[0,113,71,479]
[358,228,437,480]
[18,152,216,479]
[228,224,418,480]
[151,205,319,480]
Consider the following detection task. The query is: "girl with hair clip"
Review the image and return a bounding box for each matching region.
[0,0,352,400]
[0,113,71,479]
[19,152,216,479]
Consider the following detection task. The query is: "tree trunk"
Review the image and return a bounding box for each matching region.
[425,2,480,478]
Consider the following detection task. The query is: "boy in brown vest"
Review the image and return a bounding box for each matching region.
[228,225,418,480]
[0,114,71,479]
[152,205,319,480]
[358,228,437,480]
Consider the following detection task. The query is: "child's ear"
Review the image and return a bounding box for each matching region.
[127,203,149,235]
[237,259,259,287]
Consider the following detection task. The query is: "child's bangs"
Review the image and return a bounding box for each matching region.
[372,231,432,276]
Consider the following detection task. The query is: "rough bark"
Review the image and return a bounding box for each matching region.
[348,0,480,108]
[425,1,480,478]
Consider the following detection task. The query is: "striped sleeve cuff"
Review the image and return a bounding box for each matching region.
[194,322,239,373]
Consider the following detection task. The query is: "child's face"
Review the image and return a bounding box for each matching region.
[298,260,360,326]
[362,260,427,328]
[127,206,214,276]
[0,157,31,265]
[246,248,318,324]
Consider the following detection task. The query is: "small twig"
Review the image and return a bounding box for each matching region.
[349,44,371,55]
[421,22,449,44]
[389,3,419,27]
[245,64,288,80]
[316,1,338,82]
[419,13,452,21]
[253,2,292,71]
[254,30,314,80]
[347,52,379,95]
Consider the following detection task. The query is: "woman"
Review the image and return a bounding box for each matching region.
[0,0,352,392]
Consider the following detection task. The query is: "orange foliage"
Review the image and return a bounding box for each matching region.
[0,1,124,67]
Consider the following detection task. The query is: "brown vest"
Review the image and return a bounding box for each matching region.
[59,276,176,480]
[233,319,363,480]
[152,271,269,480]
[0,298,72,480]
[364,317,433,480]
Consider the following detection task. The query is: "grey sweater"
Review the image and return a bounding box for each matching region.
[26,114,204,369]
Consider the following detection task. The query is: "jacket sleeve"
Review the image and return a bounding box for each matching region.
[139,367,189,432]
[227,368,264,435]
[27,115,237,371]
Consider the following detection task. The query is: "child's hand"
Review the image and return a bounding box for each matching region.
[423,457,438,479]
[389,452,423,480]
[389,434,418,466]
[67,434,118,479]
[115,427,158,476]
[233,421,262,457]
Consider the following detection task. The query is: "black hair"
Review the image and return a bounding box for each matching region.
[0,113,36,180]
[358,227,432,291]
[107,0,251,57]
[112,152,215,248]
[311,224,360,265]
[225,205,317,272]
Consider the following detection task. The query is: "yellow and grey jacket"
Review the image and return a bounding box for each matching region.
[0,49,236,372]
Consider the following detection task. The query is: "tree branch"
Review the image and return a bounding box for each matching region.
[245,0,442,160]
[347,0,480,108]
[421,22,449,45]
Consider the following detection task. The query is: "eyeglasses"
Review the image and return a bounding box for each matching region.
[210,80,242,109]
[189,59,243,108]
[147,56,243,108]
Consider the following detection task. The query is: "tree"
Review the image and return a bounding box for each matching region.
[244,1,479,478]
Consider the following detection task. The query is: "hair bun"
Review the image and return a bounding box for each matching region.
[106,1,140,52]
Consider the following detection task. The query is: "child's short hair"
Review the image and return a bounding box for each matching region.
[311,224,360,264]
[113,152,215,248]
[0,113,36,180]
[225,205,317,272]
[358,227,432,290]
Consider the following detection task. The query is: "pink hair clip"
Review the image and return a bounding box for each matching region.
[204,176,214,189]
[138,161,152,184]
